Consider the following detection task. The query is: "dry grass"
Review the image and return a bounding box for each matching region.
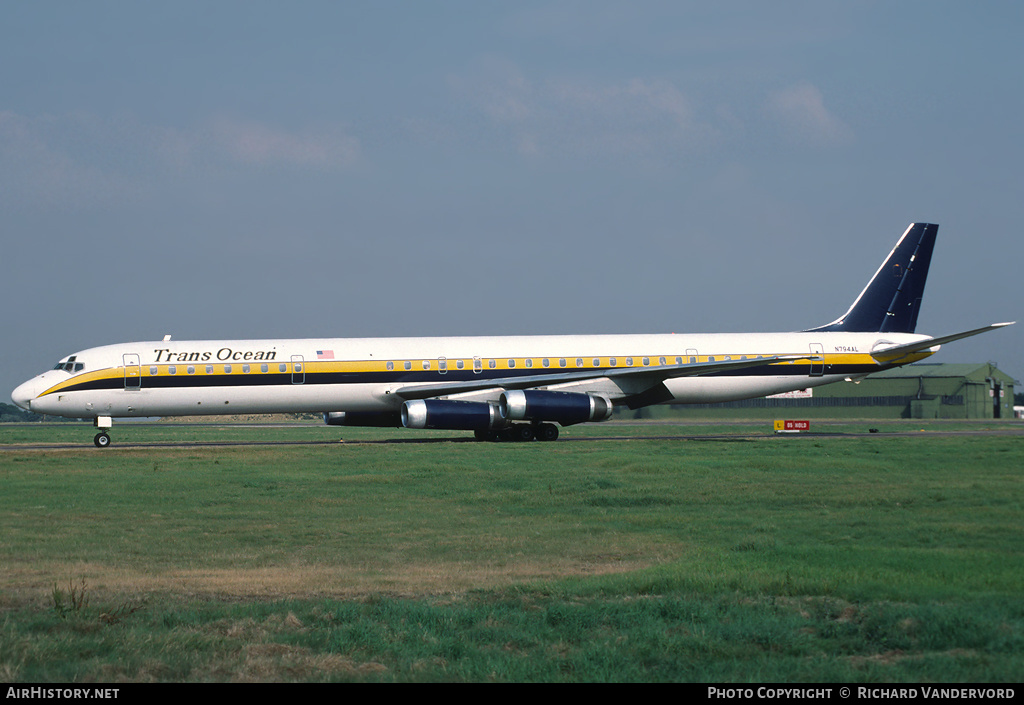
[2,555,660,608]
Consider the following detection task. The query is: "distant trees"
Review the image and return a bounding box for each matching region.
[0,403,44,422]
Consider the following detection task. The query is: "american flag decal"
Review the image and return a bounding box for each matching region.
[317,350,334,359]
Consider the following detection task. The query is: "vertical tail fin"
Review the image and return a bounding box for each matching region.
[808,222,937,334]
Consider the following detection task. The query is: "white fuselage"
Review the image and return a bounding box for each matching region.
[13,330,933,420]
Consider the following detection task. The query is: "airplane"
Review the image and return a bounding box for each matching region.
[11,223,1012,447]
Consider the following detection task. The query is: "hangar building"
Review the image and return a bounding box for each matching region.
[811,363,1017,419]
[669,363,1018,420]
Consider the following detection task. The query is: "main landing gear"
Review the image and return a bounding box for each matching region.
[474,422,559,442]
[93,416,113,448]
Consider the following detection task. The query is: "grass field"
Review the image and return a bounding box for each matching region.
[1,420,1022,682]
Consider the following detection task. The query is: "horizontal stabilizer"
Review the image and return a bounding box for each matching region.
[870,322,1014,364]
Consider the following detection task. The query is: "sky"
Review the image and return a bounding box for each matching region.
[3,1,1022,399]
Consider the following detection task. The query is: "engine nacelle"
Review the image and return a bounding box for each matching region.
[323,411,402,427]
[401,399,504,430]
[499,390,613,425]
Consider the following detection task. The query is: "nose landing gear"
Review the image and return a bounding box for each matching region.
[93,416,113,448]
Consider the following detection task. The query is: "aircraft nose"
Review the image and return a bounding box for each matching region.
[11,380,38,411]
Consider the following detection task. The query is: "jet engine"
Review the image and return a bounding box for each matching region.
[401,399,504,430]
[323,411,402,427]
[499,390,613,425]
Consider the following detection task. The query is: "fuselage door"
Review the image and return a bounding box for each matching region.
[123,353,141,389]
[292,355,305,384]
[809,343,824,377]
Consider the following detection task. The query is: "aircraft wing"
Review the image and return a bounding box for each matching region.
[870,322,1014,365]
[391,353,805,401]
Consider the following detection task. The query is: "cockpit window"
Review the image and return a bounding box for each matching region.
[53,356,85,373]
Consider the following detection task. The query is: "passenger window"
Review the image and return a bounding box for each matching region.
[456,360,464,369]
[575,358,582,367]
[592,358,600,367]
[150,366,158,375]
[210,365,217,374]
[508,359,516,368]
[525,359,533,368]
[559,358,566,367]
[243,364,250,373]
[169,366,177,375]
[404,361,412,370]
[387,361,394,371]
[187,366,195,375]
[422,361,430,370]
[224,365,232,374]
[542,358,550,368]
[659,357,666,365]
[261,364,269,373]
[610,358,617,366]
[489,359,496,369]
[643,357,650,366]
[687,357,694,364]
[626,357,633,366]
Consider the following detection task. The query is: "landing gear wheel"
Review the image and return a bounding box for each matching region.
[535,423,559,441]
[94,432,111,448]
[513,424,535,442]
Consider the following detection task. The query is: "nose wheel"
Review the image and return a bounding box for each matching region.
[92,416,114,448]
